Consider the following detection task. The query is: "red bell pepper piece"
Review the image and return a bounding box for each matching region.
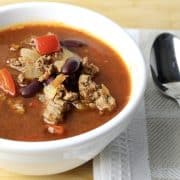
[0,68,16,96]
[34,34,60,55]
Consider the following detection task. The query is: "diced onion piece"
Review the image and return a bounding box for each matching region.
[24,65,43,80]
[46,124,64,135]
[20,48,40,61]
[20,48,42,80]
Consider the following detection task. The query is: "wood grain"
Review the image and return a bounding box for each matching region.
[0,0,179,179]
[0,0,180,29]
[0,161,92,180]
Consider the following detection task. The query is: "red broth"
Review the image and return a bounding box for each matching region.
[0,24,131,141]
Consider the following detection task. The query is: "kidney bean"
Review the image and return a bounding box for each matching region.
[60,39,86,48]
[61,57,81,75]
[63,74,77,92]
[20,79,43,98]
[63,63,82,92]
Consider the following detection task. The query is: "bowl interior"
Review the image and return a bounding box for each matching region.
[0,2,146,149]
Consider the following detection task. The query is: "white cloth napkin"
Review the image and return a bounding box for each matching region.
[93,29,180,180]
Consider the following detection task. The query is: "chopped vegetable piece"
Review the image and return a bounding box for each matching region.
[46,124,64,135]
[0,68,16,96]
[49,74,67,88]
[34,34,60,55]
[20,48,40,60]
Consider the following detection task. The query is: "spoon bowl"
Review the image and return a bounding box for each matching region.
[150,33,180,104]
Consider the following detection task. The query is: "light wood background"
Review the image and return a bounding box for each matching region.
[0,0,180,179]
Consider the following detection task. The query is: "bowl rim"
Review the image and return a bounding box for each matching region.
[0,1,146,152]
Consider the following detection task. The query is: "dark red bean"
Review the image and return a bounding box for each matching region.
[20,79,43,98]
[60,40,86,48]
[63,74,78,92]
[61,57,81,75]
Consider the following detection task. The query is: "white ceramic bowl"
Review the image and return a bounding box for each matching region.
[0,2,146,175]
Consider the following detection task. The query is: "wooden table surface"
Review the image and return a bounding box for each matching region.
[0,0,180,179]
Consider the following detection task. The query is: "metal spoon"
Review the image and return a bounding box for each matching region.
[150,32,180,105]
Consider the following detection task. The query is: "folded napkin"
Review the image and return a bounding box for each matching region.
[93,29,180,180]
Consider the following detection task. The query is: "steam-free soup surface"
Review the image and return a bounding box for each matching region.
[0,24,131,141]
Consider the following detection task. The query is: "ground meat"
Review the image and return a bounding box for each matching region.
[79,74,116,113]
[43,79,78,124]
[63,91,78,101]
[43,91,71,124]
[81,57,99,77]
[31,56,55,82]
[72,101,87,110]
[79,74,98,104]
[34,56,47,73]
[95,84,116,112]
[8,57,25,72]
[21,35,36,47]
[43,75,73,124]
[42,73,79,123]
[38,64,54,82]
